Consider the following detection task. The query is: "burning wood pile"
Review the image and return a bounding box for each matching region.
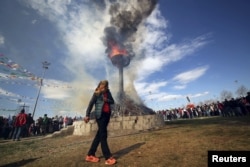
[105,40,155,116]
[112,94,155,117]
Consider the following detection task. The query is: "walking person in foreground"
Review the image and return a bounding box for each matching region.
[84,80,116,165]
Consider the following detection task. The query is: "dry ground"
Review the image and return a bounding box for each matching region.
[0,116,250,167]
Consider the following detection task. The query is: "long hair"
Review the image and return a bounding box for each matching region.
[94,80,109,95]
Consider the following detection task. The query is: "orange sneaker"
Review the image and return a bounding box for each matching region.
[105,157,116,165]
[85,155,100,163]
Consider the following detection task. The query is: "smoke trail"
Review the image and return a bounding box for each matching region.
[101,0,158,103]
[22,0,164,114]
[103,0,158,60]
[109,0,157,34]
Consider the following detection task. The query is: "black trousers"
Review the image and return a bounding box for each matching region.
[88,112,112,159]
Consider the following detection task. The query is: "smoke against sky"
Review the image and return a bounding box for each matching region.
[0,0,211,116]
[1,0,249,118]
[20,0,178,109]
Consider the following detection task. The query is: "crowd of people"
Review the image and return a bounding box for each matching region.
[157,92,250,121]
[0,111,78,141]
[1,92,250,141]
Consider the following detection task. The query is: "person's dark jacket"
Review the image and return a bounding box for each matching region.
[246,94,250,104]
[86,89,114,119]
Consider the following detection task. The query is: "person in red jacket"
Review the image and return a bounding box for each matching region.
[12,109,27,141]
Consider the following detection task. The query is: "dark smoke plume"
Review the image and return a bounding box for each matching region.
[109,0,157,35]
[103,0,158,63]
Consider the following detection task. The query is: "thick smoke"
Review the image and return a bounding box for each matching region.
[23,0,160,114]
[103,0,158,62]
[102,0,158,104]
[108,0,157,34]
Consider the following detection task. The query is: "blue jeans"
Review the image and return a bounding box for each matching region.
[88,112,112,159]
[12,125,24,140]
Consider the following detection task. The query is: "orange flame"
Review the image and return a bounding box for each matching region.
[108,41,128,58]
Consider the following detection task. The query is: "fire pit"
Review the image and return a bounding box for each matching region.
[107,40,130,100]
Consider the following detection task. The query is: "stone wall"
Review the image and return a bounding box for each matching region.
[73,114,164,136]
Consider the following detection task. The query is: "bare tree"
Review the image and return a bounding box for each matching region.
[235,85,248,97]
[220,90,233,101]
[197,101,204,106]
[204,99,215,104]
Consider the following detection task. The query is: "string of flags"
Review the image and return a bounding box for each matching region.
[0,54,75,108]
[0,54,74,89]
[1,54,85,113]
[0,80,74,89]
[0,53,38,80]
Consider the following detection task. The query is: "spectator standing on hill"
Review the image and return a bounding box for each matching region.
[229,98,242,116]
[217,101,224,116]
[239,97,248,115]
[8,116,16,139]
[245,92,250,113]
[33,117,42,135]
[59,116,63,130]
[52,116,59,131]
[223,99,232,117]
[84,80,116,165]
[12,109,27,141]
[63,116,68,128]
[26,113,34,137]
[2,118,11,140]
[42,114,49,135]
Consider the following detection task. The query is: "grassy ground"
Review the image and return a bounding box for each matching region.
[0,116,250,167]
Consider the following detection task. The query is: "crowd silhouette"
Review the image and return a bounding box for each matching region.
[0,112,80,141]
[1,92,250,140]
[157,93,250,121]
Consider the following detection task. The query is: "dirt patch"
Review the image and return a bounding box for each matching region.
[1,116,250,167]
